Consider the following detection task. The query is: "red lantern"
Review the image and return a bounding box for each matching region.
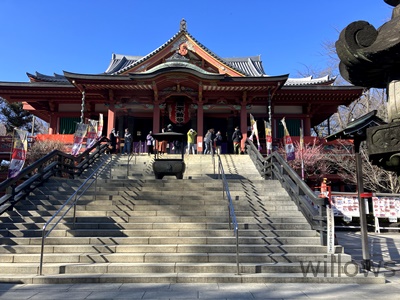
[168,101,190,125]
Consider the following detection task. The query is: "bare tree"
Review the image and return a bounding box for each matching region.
[324,141,399,193]
[296,39,388,136]
[278,140,334,183]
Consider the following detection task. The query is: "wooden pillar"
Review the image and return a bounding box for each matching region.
[304,116,311,136]
[107,103,115,137]
[240,104,247,152]
[48,113,58,134]
[197,104,204,153]
[153,103,160,133]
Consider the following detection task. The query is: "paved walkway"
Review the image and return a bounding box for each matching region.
[0,231,399,299]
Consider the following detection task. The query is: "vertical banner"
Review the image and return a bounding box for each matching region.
[326,205,335,254]
[264,120,272,155]
[7,129,28,178]
[281,117,295,161]
[300,127,305,180]
[71,123,88,156]
[249,114,260,150]
[86,119,98,148]
[97,113,103,139]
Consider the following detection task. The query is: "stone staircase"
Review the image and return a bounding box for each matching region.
[0,154,385,284]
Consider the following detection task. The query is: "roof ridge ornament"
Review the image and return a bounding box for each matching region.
[180,19,187,32]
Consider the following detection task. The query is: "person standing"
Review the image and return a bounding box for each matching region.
[204,128,215,154]
[187,129,197,154]
[122,128,132,155]
[214,130,223,155]
[232,126,242,154]
[158,128,167,155]
[146,131,154,155]
[109,128,118,154]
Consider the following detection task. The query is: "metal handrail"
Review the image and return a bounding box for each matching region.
[216,154,240,275]
[38,156,110,275]
[0,138,110,215]
[245,139,328,246]
[127,141,143,176]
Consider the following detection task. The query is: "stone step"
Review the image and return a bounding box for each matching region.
[15,198,296,207]
[12,204,300,213]
[0,216,309,224]
[0,222,312,231]
[0,236,322,246]
[0,244,339,255]
[0,252,350,265]
[0,271,384,284]
[0,260,358,275]
[0,229,320,238]
[3,210,304,219]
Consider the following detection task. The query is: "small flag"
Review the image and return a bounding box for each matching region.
[71,123,88,156]
[86,119,98,148]
[97,113,103,139]
[249,114,260,149]
[8,129,28,178]
[281,117,295,161]
[264,120,272,155]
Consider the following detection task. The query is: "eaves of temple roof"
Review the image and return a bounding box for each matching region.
[29,61,335,88]
[62,68,289,93]
[27,72,71,84]
[284,75,336,86]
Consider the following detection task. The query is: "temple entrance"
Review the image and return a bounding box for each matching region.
[204,116,239,154]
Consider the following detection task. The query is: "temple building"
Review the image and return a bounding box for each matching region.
[0,19,363,153]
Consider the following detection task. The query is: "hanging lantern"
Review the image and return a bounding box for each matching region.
[168,101,190,125]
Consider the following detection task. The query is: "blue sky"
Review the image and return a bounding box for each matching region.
[0,0,393,82]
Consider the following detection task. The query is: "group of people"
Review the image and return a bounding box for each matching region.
[146,124,181,156]
[109,128,132,155]
[109,125,243,156]
[202,126,242,155]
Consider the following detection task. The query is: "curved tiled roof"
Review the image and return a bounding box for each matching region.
[285,75,336,86]
[27,72,70,84]
[104,27,250,77]
[104,54,142,74]
[108,31,182,75]
[223,56,266,77]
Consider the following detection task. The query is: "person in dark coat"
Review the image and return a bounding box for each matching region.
[204,128,215,154]
[109,128,118,154]
[232,126,242,154]
[214,130,223,155]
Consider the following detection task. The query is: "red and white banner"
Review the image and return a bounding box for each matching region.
[249,114,260,149]
[71,123,88,156]
[264,120,272,155]
[97,113,103,139]
[7,129,28,178]
[281,117,295,161]
[86,119,98,148]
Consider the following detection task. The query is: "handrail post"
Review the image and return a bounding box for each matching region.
[236,228,240,275]
[39,226,46,275]
[319,198,328,246]
[94,168,98,201]
[73,193,78,228]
